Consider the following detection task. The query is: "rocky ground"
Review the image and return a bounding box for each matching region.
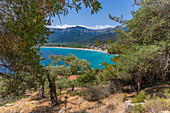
[0,85,169,113]
[0,91,128,113]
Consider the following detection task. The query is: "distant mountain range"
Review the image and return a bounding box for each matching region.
[46,26,124,45]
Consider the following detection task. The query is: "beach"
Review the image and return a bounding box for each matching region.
[41,46,108,53]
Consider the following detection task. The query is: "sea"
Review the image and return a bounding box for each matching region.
[40,47,116,69]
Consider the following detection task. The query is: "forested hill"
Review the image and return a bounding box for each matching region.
[47,26,119,45]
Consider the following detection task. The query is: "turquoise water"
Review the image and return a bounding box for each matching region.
[40,47,115,69]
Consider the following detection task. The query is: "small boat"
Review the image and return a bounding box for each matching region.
[98,64,102,66]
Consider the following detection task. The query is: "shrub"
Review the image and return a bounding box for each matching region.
[109,0,170,91]
[131,90,150,103]
[55,79,77,92]
[164,89,170,98]
[132,104,145,113]
[144,99,169,113]
[108,79,123,93]
[122,93,127,102]
[131,88,170,112]
[83,85,110,101]
[77,73,96,87]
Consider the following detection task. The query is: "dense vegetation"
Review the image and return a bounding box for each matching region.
[108,0,169,91]
[0,0,102,105]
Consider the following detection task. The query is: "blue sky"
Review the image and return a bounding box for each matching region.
[50,0,139,29]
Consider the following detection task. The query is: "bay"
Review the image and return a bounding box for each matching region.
[40,47,115,69]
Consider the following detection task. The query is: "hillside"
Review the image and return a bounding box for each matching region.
[0,90,125,113]
[0,85,169,113]
[47,26,117,45]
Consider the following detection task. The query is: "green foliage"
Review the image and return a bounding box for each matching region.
[77,74,96,86]
[122,93,127,102]
[48,54,91,79]
[117,44,159,76]
[106,0,170,91]
[163,89,170,98]
[113,0,170,46]
[131,90,150,103]
[107,43,125,54]
[55,79,77,90]
[77,69,98,86]
[131,88,170,113]
[144,97,170,112]
[47,54,92,95]
[0,0,50,78]
[0,95,28,107]
[132,104,145,113]
[69,91,83,96]
[0,73,38,98]
[0,0,102,100]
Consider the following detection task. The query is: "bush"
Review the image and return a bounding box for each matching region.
[131,90,150,103]
[144,98,169,113]
[164,89,170,98]
[131,88,170,113]
[77,73,96,87]
[0,95,27,106]
[83,85,110,101]
[122,93,127,102]
[108,79,123,93]
[132,97,170,113]
[132,104,145,113]
[69,91,83,96]
[55,79,77,92]
[109,0,170,91]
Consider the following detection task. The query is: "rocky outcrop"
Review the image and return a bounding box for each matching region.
[125,100,145,113]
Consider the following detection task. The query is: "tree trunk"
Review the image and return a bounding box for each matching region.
[72,85,74,92]
[137,82,141,91]
[37,82,45,100]
[47,74,58,105]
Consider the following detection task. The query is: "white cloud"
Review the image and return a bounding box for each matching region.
[47,24,115,30]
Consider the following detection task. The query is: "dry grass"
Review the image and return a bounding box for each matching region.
[0,85,169,113]
[0,89,126,113]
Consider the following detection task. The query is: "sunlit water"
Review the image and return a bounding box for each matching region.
[40,47,115,69]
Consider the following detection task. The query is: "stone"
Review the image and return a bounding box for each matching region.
[59,109,65,113]
[125,100,133,113]
[125,100,145,113]
[5,103,13,107]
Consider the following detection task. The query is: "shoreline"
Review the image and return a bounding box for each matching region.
[41,46,108,53]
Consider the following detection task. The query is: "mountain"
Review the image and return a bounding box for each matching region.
[47,26,118,45]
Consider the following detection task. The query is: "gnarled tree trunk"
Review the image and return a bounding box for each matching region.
[47,74,58,105]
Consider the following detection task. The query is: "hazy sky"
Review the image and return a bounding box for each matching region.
[50,0,139,29]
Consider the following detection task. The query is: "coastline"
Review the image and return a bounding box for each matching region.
[41,46,108,53]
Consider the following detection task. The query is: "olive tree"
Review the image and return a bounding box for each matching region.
[0,0,102,104]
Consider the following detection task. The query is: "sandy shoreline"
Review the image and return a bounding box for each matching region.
[41,46,108,53]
